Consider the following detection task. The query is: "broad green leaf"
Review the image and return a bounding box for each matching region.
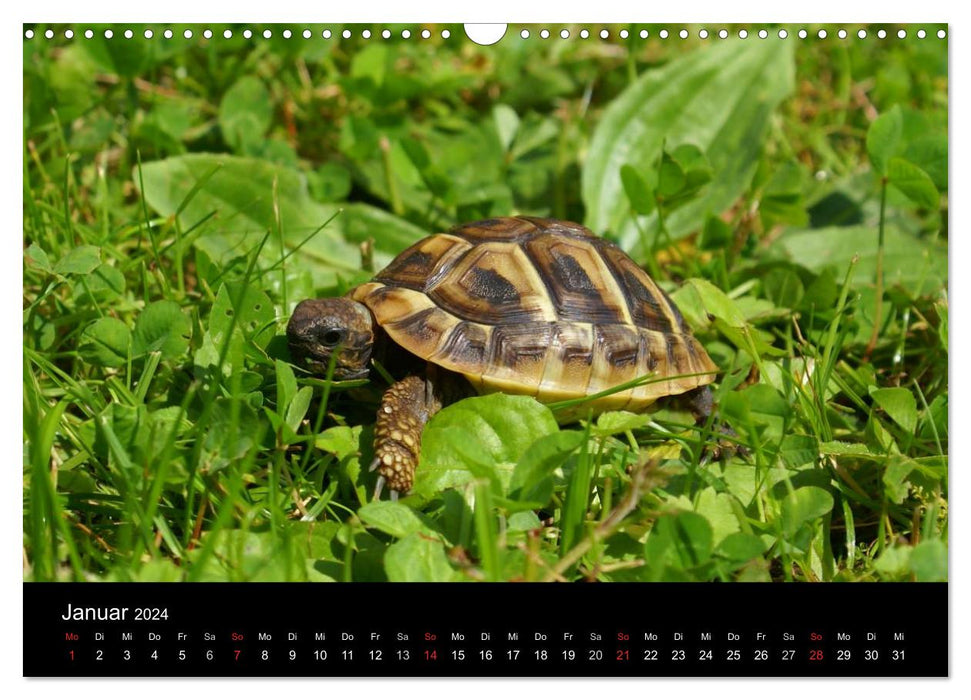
[275,359,297,412]
[870,387,918,434]
[715,532,767,562]
[72,263,126,303]
[314,425,363,460]
[698,216,731,251]
[218,76,273,154]
[358,501,433,539]
[507,510,542,532]
[284,386,313,432]
[682,278,746,327]
[694,488,741,544]
[53,245,101,276]
[593,411,652,436]
[883,455,916,504]
[349,43,390,87]
[645,510,714,571]
[779,486,833,537]
[657,154,686,198]
[905,134,948,190]
[775,225,947,297]
[866,105,947,189]
[620,165,656,215]
[887,157,940,209]
[383,532,455,582]
[779,434,819,468]
[493,104,520,152]
[309,162,352,202]
[189,529,311,582]
[209,282,276,349]
[874,545,911,577]
[583,39,794,252]
[509,430,584,509]
[79,317,131,368]
[866,105,903,175]
[908,539,947,582]
[132,300,192,360]
[24,243,52,273]
[414,394,560,498]
[137,155,426,290]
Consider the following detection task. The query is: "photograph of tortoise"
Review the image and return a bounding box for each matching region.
[287,216,718,500]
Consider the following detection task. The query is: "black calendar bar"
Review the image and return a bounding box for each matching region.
[24,582,947,677]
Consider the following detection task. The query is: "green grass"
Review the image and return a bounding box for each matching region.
[23,23,947,583]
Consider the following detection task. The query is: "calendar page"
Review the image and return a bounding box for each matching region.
[22,21,948,677]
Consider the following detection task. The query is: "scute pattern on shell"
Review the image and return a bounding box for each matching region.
[351,217,717,413]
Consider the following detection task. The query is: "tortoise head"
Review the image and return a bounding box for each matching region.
[286,298,375,380]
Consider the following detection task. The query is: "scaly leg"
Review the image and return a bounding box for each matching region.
[370,374,443,499]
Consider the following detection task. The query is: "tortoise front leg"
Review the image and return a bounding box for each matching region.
[369,374,443,499]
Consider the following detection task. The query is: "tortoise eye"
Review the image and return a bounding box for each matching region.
[320,329,345,347]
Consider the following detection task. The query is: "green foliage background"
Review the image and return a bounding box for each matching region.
[23,24,947,583]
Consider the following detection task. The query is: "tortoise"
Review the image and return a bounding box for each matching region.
[287,216,718,500]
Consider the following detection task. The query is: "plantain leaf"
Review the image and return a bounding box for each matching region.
[137,155,427,291]
[583,39,794,253]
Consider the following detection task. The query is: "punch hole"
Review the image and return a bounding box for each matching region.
[718,29,727,39]
[323,30,333,39]
[798,29,808,38]
[65,29,75,39]
[580,29,589,39]
[640,30,649,39]
[164,29,173,39]
[758,29,768,39]
[125,29,133,39]
[600,29,609,39]
[382,29,391,39]
[402,29,411,39]
[223,29,232,39]
[837,29,847,39]
[85,29,94,39]
[303,29,312,39]
[699,29,709,39]
[937,29,946,38]
[421,29,430,39]
[619,29,629,39]
[45,29,53,39]
[203,29,212,39]
[659,29,669,39]
[441,29,451,39]
[282,29,292,39]
[143,29,152,39]
[464,23,507,46]
[560,29,570,39]
[679,29,688,39]
[363,29,372,39]
[878,29,887,39]
[540,29,550,39]
[342,29,351,39]
[520,29,529,39]
[917,29,926,39]
[738,29,747,39]
[24,29,33,39]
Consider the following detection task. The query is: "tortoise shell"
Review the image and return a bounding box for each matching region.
[350,216,717,414]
